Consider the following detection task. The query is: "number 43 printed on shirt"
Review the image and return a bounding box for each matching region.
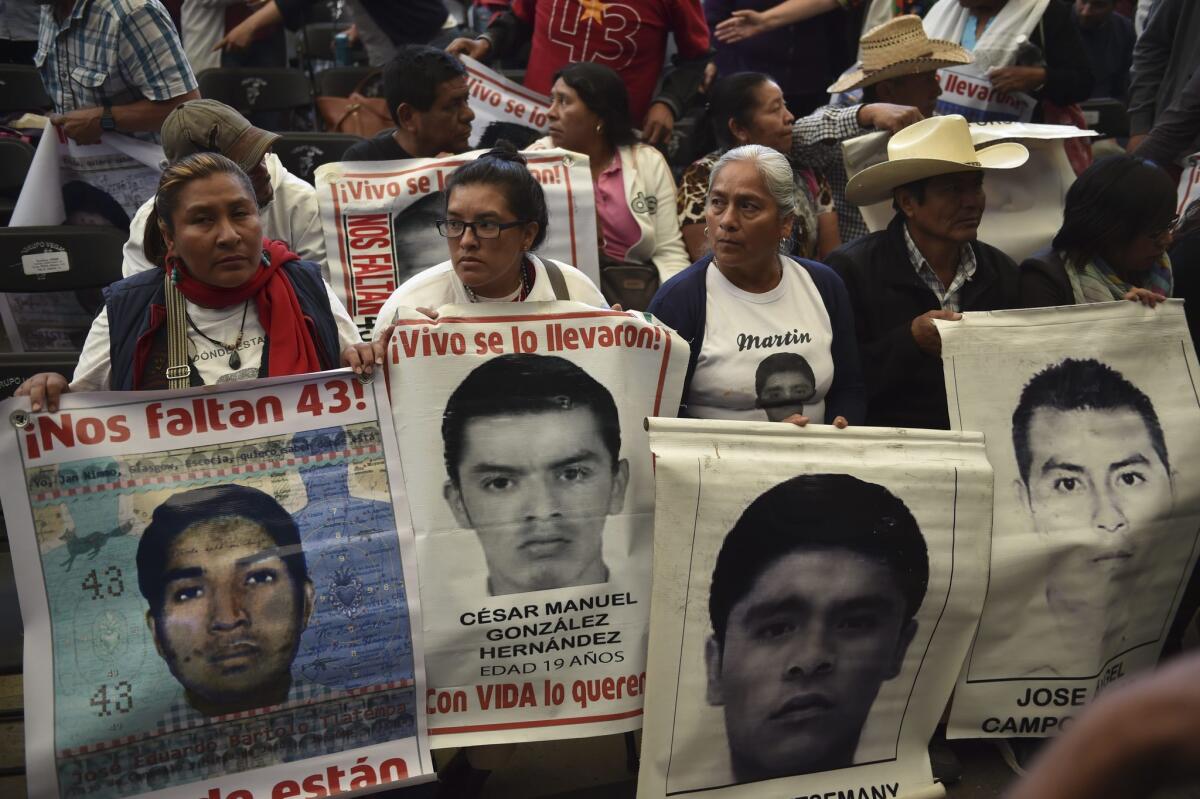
[547,0,641,69]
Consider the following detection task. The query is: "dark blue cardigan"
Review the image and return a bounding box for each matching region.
[647,254,867,424]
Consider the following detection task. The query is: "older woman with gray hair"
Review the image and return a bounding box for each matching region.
[648,145,865,425]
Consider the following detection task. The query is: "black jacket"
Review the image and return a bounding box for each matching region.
[1019,247,1074,308]
[824,214,1021,430]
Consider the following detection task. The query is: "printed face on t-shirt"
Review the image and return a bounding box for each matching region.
[443,408,630,595]
[757,370,817,422]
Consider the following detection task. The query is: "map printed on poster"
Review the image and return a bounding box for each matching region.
[384,302,687,748]
[934,67,1036,124]
[461,56,551,148]
[0,372,433,799]
[639,421,991,799]
[315,149,600,340]
[942,302,1200,739]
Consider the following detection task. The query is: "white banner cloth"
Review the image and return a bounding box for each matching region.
[639,420,992,798]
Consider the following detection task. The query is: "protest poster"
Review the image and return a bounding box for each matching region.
[10,120,165,227]
[461,56,551,148]
[941,302,1200,739]
[315,150,600,339]
[0,371,433,798]
[638,420,992,799]
[934,67,1036,124]
[843,122,1094,263]
[383,301,687,748]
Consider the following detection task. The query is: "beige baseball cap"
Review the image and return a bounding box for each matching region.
[160,99,280,173]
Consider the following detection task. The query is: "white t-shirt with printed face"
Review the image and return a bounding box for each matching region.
[687,257,835,422]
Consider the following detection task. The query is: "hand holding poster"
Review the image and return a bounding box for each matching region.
[0,372,433,798]
[384,302,687,747]
[639,420,992,799]
[934,67,1036,124]
[461,56,551,148]
[315,150,600,339]
[941,302,1200,738]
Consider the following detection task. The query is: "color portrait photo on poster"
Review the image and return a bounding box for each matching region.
[315,150,599,339]
[941,301,1200,738]
[639,421,992,799]
[382,301,687,748]
[0,372,433,799]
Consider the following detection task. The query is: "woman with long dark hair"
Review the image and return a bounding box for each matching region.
[676,71,839,263]
[1021,155,1176,308]
[535,62,690,292]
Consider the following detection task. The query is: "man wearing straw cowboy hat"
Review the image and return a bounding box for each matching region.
[792,15,972,244]
[824,114,1027,430]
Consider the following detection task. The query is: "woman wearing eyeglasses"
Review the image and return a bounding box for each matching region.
[1020,155,1175,309]
[370,143,607,339]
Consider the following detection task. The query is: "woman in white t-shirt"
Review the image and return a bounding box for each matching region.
[648,145,866,425]
[17,153,371,412]
[370,144,606,341]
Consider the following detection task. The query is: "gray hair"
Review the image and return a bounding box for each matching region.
[708,144,798,220]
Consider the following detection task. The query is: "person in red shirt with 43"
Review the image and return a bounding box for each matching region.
[448,0,711,146]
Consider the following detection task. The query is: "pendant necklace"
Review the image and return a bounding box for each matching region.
[186,301,250,370]
[464,259,532,303]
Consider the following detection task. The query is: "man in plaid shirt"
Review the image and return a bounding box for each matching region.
[35,0,199,143]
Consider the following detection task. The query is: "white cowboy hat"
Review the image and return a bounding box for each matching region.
[845,115,1029,206]
[827,15,971,94]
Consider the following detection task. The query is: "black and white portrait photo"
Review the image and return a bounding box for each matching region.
[939,302,1200,735]
[387,306,688,746]
[754,353,818,422]
[703,475,927,783]
[440,353,630,596]
[639,422,990,798]
[1011,358,1177,674]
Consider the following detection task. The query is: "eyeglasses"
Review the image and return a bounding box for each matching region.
[436,219,529,239]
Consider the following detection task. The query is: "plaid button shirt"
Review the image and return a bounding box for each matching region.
[902,223,977,313]
[791,104,872,245]
[35,0,196,117]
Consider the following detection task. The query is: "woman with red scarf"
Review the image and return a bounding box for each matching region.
[18,153,377,412]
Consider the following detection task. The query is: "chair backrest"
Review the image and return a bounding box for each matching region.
[0,140,35,197]
[1080,98,1131,139]
[313,66,384,98]
[302,23,368,66]
[0,65,52,114]
[196,67,314,114]
[0,226,126,294]
[274,132,364,183]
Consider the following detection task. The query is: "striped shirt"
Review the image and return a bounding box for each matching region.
[35,0,196,120]
[902,222,977,313]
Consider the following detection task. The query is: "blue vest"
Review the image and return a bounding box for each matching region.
[105,261,342,391]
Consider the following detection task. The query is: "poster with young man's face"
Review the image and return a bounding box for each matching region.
[385,301,687,748]
[942,302,1200,738]
[0,373,432,799]
[638,422,992,799]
